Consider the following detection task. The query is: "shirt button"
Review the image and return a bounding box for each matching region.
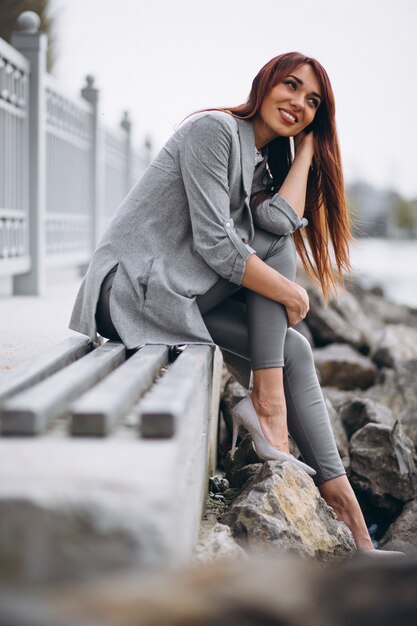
[225,221,231,227]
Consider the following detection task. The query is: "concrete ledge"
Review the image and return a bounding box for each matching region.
[0,343,223,584]
[0,336,93,404]
[1,341,126,435]
[139,345,213,438]
[71,345,169,436]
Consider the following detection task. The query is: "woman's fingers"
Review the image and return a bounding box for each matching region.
[285,284,309,327]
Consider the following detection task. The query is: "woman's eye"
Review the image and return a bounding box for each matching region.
[285,80,297,91]
[308,98,319,109]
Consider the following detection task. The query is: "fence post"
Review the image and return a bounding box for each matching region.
[121,111,132,195]
[11,11,47,295]
[81,75,103,255]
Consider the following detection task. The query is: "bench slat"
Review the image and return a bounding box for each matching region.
[139,345,213,438]
[0,336,93,404]
[70,345,169,436]
[0,341,125,435]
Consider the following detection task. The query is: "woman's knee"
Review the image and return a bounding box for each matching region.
[284,328,314,367]
[265,235,297,281]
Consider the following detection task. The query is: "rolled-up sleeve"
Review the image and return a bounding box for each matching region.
[252,192,308,236]
[179,114,255,285]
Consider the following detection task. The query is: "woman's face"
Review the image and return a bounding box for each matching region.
[254,63,322,147]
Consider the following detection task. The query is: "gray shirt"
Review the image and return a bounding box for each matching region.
[69,111,307,358]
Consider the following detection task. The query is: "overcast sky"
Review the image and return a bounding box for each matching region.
[49,0,417,199]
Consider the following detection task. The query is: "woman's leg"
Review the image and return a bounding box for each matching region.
[246,231,298,454]
[198,229,296,453]
[95,265,121,340]
[203,302,373,548]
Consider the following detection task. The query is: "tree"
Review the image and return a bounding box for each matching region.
[0,0,58,73]
[393,198,417,235]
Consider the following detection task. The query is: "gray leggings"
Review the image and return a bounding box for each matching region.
[95,228,346,485]
[196,229,346,486]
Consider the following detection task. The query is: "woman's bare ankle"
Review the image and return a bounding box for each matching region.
[319,476,374,550]
[250,393,290,454]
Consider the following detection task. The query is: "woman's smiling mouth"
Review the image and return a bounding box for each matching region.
[278,108,298,124]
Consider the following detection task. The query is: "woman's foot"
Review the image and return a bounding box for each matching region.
[319,475,374,550]
[251,392,290,454]
[251,367,290,454]
[231,396,316,476]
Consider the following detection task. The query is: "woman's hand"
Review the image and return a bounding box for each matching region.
[294,130,314,164]
[283,281,310,327]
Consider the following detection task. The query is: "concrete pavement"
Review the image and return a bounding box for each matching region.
[0,267,84,373]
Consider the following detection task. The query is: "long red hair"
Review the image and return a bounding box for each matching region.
[195,52,353,302]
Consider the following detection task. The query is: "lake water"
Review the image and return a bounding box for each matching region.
[348,238,417,308]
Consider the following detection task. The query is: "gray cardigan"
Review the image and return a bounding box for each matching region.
[69,111,306,387]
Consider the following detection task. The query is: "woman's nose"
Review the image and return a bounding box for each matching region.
[290,94,304,111]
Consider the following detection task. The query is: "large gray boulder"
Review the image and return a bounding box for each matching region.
[223,432,263,490]
[305,287,375,352]
[313,344,378,390]
[349,422,417,513]
[194,522,248,562]
[322,386,357,410]
[371,324,417,368]
[379,498,417,556]
[340,397,396,439]
[324,396,349,464]
[349,282,417,328]
[360,360,417,449]
[221,461,356,561]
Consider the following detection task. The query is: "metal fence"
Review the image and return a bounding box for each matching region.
[0,11,150,295]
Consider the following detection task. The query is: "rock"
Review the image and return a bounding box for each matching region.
[194,522,248,562]
[322,386,357,411]
[221,461,356,561]
[349,282,417,328]
[379,499,417,556]
[371,324,417,368]
[305,286,375,352]
[2,549,417,626]
[359,367,405,414]
[349,422,417,514]
[223,432,263,489]
[313,344,378,390]
[209,476,229,493]
[324,396,349,464]
[360,361,417,449]
[340,398,396,439]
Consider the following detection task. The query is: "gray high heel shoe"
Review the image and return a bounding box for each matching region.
[356,549,407,560]
[231,395,317,477]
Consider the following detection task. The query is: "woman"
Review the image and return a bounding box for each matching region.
[69,52,403,557]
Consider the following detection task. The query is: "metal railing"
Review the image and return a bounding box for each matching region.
[0,11,150,294]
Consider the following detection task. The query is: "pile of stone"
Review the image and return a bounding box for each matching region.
[201,279,417,560]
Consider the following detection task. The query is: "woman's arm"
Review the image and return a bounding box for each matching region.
[251,191,308,236]
[251,131,314,235]
[241,253,309,327]
[245,132,314,325]
[277,132,314,218]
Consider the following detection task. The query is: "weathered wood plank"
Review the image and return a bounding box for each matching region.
[70,345,169,436]
[0,341,125,435]
[139,345,213,438]
[0,336,93,404]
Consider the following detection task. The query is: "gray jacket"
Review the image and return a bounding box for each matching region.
[69,111,306,387]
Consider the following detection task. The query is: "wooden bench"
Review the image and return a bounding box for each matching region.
[0,337,223,585]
